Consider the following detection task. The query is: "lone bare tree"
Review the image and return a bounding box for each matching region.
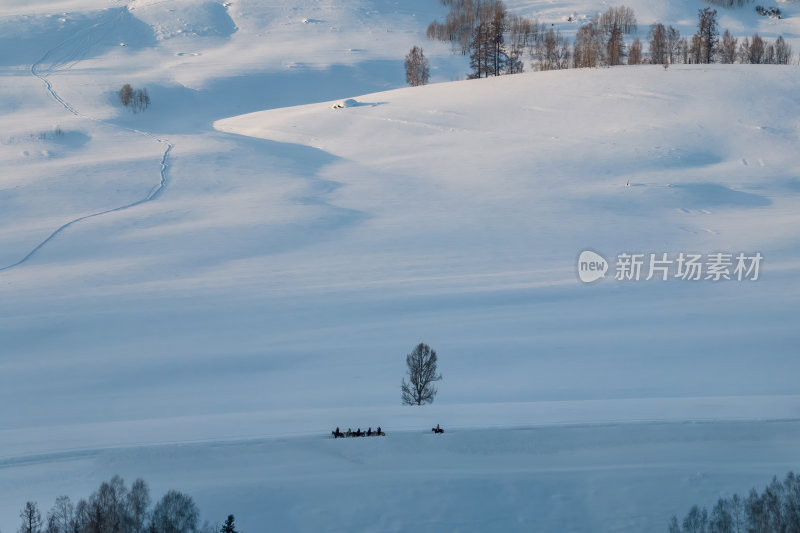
[401,343,442,405]
[404,46,430,87]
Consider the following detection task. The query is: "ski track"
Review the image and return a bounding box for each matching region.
[0,6,173,272]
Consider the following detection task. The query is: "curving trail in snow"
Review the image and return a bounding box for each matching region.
[0,6,173,272]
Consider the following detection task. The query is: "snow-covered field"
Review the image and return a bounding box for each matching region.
[6,421,800,532]
[1,0,799,530]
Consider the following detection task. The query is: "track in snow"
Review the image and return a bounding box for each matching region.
[0,7,173,271]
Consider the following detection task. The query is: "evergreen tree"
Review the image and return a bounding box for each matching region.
[18,502,43,533]
[220,515,237,533]
[487,5,507,76]
[468,22,491,78]
[696,7,719,63]
[648,23,667,65]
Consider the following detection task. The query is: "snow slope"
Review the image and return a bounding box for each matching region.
[4,421,800,533]
[1,0,800,530]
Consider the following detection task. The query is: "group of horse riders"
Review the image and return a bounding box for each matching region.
[332,424,445,438]
[332,426,384,438]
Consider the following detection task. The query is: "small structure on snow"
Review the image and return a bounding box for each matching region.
[332,98,359,109]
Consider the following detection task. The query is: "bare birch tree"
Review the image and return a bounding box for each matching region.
[401,343,443,405]
[404,46,430,86]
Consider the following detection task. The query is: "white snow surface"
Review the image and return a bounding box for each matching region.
[2,0,800,530]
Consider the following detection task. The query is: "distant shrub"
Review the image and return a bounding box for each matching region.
[118,84,151,113]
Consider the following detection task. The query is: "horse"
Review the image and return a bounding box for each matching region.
[332,428,384,438]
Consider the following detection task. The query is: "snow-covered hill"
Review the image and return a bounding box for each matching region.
[1,0,800,531]
[6,421,800,533]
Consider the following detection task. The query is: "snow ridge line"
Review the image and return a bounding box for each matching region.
[0,7,173,272]
[5,417,800,468]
